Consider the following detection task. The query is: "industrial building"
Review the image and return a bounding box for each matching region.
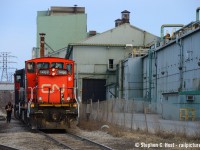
[119,8,200,120]
[35,6,200,121]
[65,11,158,102]
[142,20,200,120]
[37,7,158,102]
[34,6,87,58]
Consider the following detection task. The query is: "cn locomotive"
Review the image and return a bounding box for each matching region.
[14,57,78,129]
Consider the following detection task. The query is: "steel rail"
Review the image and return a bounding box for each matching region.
[66,131,113,150]
[38,129,113,150]
[36,130,73,150]
[0,144,19,150]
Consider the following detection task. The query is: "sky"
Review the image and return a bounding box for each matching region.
[0,0,199,77]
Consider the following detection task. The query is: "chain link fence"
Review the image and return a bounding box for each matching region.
[80,99,200,136]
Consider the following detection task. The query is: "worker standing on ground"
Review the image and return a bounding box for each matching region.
[5,101,13,123]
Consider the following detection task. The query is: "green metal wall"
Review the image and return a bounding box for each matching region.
[36,11,87,57]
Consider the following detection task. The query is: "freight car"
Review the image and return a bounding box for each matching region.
[14,57,78,129]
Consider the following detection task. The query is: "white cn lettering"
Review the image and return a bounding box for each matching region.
[41,84,65,93]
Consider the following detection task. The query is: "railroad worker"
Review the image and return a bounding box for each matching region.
[5,101,13,123]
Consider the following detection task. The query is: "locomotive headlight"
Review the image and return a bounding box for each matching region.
[73,103,77,108]
[31,103,35,108]
[52,68,56,76]
[57,70,67,75]
[39,70,50,75]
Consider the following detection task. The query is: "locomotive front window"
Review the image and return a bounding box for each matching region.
[66,64,72,74]
[37,62,49,69]
[27,62,35,73]
[52,62,63,69]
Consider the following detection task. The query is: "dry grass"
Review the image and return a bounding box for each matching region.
[78,119,200,149]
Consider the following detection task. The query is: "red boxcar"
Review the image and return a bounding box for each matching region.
[14,57,78,129]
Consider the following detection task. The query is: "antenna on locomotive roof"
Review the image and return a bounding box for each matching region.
[39,33,46,58]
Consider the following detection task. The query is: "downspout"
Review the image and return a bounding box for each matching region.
[143,31,146,47]
[148,49,153,102]
[196,7,200,21]
[177,38,183,91]
[154,51,158,103]
[74,63,80,122]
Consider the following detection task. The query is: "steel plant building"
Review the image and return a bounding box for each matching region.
[34,6,87,58]
[35,6,200,120]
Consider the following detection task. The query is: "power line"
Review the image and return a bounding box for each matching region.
[0,52,17,82]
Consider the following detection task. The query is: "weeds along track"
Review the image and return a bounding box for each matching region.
[38,129,113,150]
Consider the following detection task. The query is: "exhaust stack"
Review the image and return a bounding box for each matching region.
[39,33,46,58]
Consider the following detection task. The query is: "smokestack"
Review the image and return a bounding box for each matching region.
[39,33,46,58]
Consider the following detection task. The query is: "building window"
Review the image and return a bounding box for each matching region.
[109,59,114,69]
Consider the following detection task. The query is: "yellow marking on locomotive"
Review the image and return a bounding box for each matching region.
[39,104,70,107]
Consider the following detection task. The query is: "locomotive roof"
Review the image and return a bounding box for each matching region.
[26,57,74,63]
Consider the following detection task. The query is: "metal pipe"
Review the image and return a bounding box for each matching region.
[196,7,200,21]
[74,63,80,122]
[148,49,153,102]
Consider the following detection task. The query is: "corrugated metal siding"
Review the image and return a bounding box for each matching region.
[123,57,143,100]
[142,28,200,120]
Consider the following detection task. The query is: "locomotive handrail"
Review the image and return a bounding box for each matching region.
[28,86,37,102]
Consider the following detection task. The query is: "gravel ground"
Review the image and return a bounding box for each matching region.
[0,110,65,150]
[1,108,200,150]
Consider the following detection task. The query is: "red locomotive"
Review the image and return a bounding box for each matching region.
[14,57,78,129]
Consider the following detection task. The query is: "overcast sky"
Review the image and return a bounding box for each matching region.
[0,0,199,72]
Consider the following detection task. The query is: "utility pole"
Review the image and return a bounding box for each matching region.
[0,52,17,82]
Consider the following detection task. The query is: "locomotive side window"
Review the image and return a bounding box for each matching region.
[16,75,21,82]
[37,62,49,69]
[27,62,35,73]
[66,64,72,74]
[52,62,63,69]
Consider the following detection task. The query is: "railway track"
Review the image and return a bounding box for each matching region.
[0,144,19,150]
[39,130,113,150]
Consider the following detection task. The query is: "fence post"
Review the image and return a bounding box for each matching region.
[97,100,99,121]
[106,100,109,121]
[143,102,148,132]
[123,99,126,128]
[90,99,93,119]
[131,100,134,131]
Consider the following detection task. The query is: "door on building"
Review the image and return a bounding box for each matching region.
[82,79,106,103]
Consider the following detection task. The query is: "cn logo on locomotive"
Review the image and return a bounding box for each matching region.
[41,84,65,93]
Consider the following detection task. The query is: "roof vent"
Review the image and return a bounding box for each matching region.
[115,19,122,27]
[88,31,97,37]
[121,10,130,24]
